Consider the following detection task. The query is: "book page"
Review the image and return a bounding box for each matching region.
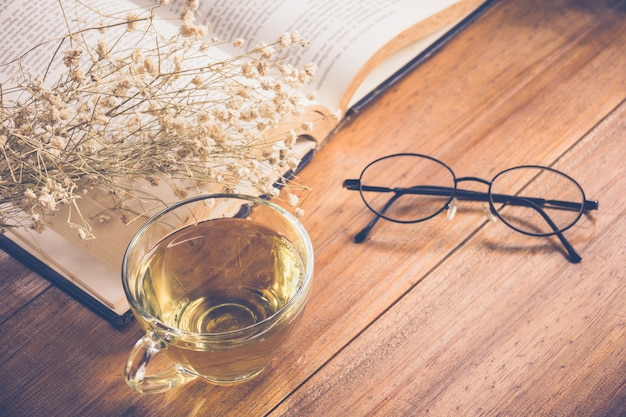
[195,0,464,111]
[0,1,161,81]
[8,227,130,314]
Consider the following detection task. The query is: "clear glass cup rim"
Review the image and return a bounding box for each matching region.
[121,193,314,339]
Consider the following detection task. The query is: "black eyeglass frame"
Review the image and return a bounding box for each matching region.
[343,153,599,263]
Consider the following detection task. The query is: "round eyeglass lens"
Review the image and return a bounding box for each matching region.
[489,166,585,236]
[358,154,455,223]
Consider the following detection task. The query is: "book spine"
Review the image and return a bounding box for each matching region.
[0,234,133,326]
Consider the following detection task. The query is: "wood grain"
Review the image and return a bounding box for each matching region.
[274,99,626,416]
[1,0,625,416]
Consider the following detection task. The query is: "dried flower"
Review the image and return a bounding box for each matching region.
[186,0,199,11]
[127,14,140,31]
[287,193,299,207]
[69,67,85,83]
[96,39,109,60]
[63,49,82,67]
[0,0,315,237]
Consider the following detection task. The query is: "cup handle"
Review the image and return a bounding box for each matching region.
[124,332,198,394]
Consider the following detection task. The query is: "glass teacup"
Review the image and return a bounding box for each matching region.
[122,194,314,393]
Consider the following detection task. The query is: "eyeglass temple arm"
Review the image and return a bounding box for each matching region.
[507,196,583,263]
[343,181,591,262]
[353,192,402,243]
[366,184,592,261]
[343,180,598,212]
[343,180,403,242]
[394,187,584,263]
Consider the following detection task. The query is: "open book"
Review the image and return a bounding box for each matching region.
[0,0,495,325]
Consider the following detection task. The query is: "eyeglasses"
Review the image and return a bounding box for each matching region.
[343,153,598,263]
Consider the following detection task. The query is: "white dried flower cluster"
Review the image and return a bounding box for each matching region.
[0,1,315,238]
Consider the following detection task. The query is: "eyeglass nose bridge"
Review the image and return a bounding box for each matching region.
[446,176,498,222]
[454,176,491,186]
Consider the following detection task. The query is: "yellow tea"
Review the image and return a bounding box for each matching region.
[133,217,307,383]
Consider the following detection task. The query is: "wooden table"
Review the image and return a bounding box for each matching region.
[1,0,625,415]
